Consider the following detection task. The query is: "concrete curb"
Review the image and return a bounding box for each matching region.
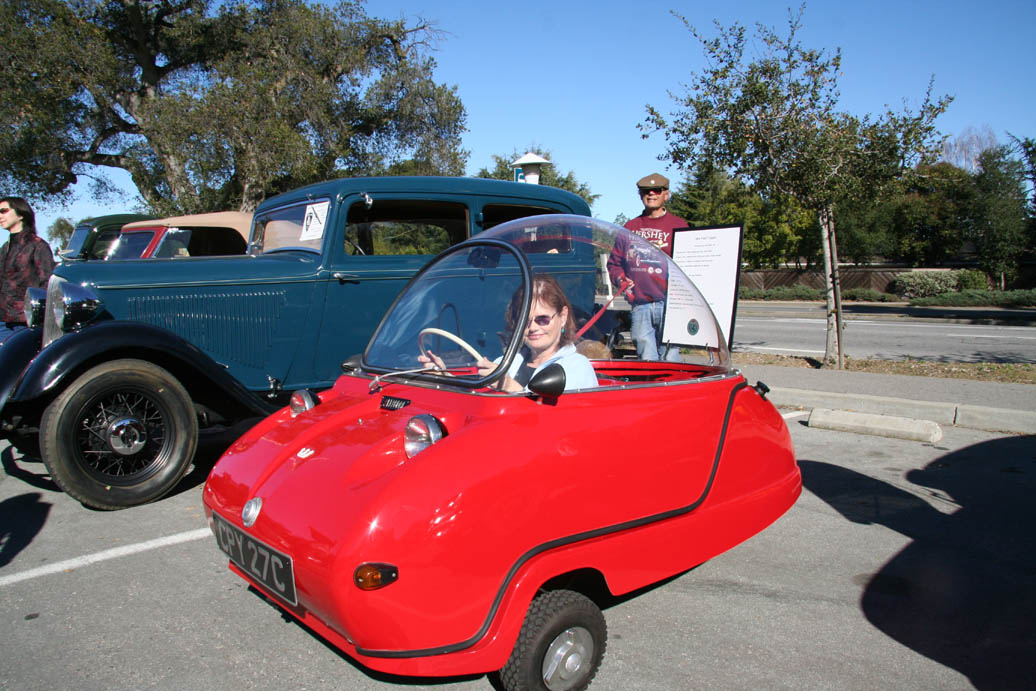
[807,408,943,442]
[769,386,1036,436]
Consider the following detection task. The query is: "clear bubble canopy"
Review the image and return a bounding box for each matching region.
[362,215,730,390]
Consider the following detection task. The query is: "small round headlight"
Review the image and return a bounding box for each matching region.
[403,414,445,458]
[289,389,319,417]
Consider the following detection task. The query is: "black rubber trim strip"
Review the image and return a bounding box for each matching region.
[356,379,750,658]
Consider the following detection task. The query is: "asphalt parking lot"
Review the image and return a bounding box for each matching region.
[1,420,1033,690]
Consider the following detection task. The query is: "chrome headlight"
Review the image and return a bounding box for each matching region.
[24,287,46,327]
[289,389,319,417]
[42,275,104,347]
[403,414,445,458]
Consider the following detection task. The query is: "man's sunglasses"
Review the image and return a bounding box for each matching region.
[639,187,666,196]
[0,207,12,214]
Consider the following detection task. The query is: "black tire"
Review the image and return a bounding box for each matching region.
[40,359,198,510]
[498,590,607,691]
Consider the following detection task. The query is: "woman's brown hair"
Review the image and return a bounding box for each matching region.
[506,274,579,346]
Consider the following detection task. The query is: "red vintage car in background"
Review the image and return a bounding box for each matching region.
[203,216,800,691]
[105,211,251,259]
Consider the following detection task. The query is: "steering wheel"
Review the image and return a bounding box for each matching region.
[418,327,485,364]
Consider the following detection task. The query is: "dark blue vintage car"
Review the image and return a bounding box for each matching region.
[60,213,155,261]
[0,177,591,510]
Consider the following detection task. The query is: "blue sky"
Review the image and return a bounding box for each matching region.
[22,0,1036,246]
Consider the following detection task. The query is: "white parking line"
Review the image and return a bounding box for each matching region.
[0,527,211,587]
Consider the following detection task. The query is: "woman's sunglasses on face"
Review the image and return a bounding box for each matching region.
[528,313,557,327]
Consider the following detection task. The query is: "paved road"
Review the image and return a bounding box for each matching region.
[734,302,1036,362]
[2,420,1033,690]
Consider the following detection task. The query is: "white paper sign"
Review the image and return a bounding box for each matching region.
[300,201,329,242]
[668,226,742,349]
[661,275,718,348]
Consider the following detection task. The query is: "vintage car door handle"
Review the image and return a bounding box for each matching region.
[332,272,360,284]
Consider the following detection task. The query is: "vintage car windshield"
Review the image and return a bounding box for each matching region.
[362,215,731,387]
[63,226,91,257]
[106,230,156,260]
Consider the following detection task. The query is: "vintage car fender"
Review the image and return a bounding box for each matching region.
[6,320,276,421]
[0,327,43,414]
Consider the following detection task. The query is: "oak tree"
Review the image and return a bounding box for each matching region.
[1,0,467,214]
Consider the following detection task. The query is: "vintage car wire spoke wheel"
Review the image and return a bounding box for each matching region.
[40,359,198,510]
[498,589,607,691]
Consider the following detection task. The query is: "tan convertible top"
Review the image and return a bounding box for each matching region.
[122,211,253,241]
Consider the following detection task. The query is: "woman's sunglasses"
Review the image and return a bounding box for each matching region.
[528,313,557,327]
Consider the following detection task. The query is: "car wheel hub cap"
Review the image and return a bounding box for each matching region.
[542,626,593,691]
[106,417,147,456]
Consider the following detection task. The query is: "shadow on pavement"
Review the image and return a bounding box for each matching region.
[0,492,52,568]
[800,435,1036,690]
[0,446,60,494]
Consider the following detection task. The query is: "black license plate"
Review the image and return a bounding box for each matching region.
[212,512,297,606]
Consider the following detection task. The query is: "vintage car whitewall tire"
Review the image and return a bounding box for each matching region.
[40,359,198,510]
[498,590,607,691]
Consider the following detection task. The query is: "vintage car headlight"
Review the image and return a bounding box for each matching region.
[289,389,319,417]
[24,287,46,328]
[403,414,445,458]
[42,276,104,347]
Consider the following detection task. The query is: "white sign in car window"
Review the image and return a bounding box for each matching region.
[300,201,330,242]
[666,226,743,349]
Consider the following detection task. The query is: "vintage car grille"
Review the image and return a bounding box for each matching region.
[127,291,287,368]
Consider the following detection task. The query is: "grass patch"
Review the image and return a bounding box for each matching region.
[731,351,1036,385]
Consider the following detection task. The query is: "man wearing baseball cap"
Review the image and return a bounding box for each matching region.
[606,173,688,360]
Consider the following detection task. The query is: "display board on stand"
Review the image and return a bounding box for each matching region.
[663,225,743,351]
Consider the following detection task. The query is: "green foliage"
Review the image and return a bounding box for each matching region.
[46,217,74,249]
[841,288,899,302]
[955,269,989,290]
[644,7,950,213]
[739,286,897,302]
[968,146,1030,288]
[669,166,818,268]
[890,271,961,298]
[889,163,973,265]
[738,285,824,301]
[371,224,449,256]
[475,147,598,208]
[833,192,897,265]
[910,289,1036,307]
[0,0,468,213]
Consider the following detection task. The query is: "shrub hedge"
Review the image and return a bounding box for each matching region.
[890,271,959,299]
[910,289,1036,307]
[738,273,1035,307]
